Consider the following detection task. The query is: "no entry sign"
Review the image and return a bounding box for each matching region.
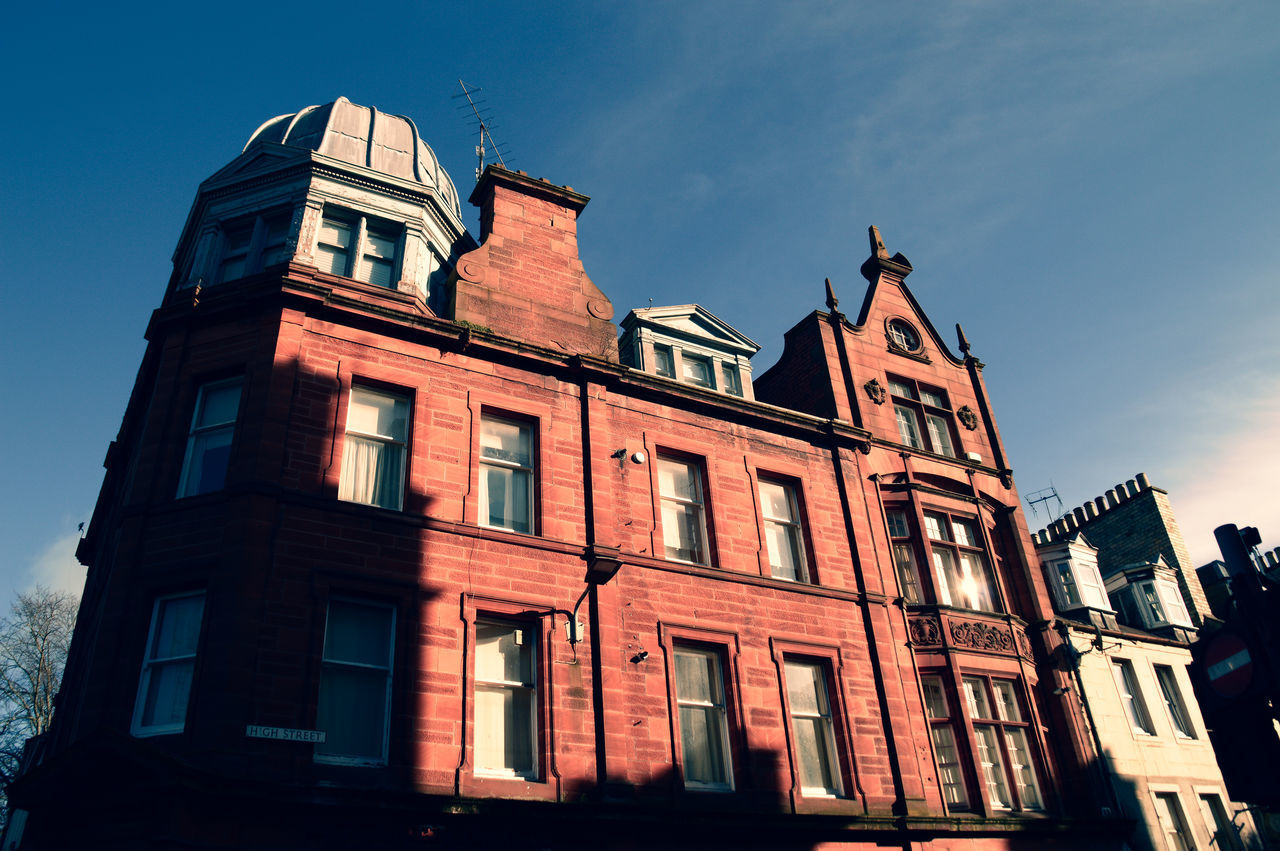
[1204,631,1254,699]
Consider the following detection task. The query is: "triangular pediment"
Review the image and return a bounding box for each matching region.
[203,144,311,186]
[621,304,759,356]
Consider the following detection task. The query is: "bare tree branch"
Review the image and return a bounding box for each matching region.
[0,586,78,808]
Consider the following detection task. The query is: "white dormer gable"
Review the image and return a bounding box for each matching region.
[619,305,761,400]
[1037,531,1112,614]
[1104,556,1196,632]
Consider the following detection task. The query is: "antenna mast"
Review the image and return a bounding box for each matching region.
[1025,485,1064,523]
[455,79,509,181]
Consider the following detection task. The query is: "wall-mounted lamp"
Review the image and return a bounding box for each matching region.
[1052,686,1071,696]
[630,650,649,664]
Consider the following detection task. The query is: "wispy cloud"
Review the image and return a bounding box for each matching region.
[1159,372,1280,566]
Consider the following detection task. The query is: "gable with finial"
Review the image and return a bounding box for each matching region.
[850,225,965,367]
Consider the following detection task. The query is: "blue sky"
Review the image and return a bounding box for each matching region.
[3,1,1278,599]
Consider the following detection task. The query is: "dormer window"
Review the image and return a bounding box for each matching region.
[1108,573,1194,630]
[618,305,759,401]
[1140,580,1193,628]
[1051,557,1109,611]
[720,362,743,397]
[682,353,713,388]
[317,208,401,288]
[654,345,676,378]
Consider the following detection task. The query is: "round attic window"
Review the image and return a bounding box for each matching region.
[887,319,921,352]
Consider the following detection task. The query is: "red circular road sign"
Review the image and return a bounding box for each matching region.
[1204,631,1254,699]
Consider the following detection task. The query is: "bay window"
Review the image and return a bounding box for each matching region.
[339,386,408,510]
[922,674,1044,813]
[886,509,923,603]
[923,511,1000,612]
[921,676,969,809]
[963,677,1043,811]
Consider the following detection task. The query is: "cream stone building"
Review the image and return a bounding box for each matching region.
[1036,476,1260,851]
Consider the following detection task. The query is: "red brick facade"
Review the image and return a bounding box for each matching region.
[13,129,1124,847]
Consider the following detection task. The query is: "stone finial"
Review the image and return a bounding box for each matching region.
[1095,496,1108,514]
[1065,514,1079,532]
[869,225,890,259]
[1266,551,1277,568]
[825,278,839,312]
[1115,483,1130,502]
[1085,502,1098,520]
[1105,489,1118,508]
[956,323,972,357]
[1136,472,1151,490]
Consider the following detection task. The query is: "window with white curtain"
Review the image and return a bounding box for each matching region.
[474,620,538,778]
[132,592,206,736]
[657,455,710,564]
[479,415,534,533]
[759,478,807,581]
[784,659,842,796]
[339,387,408,510]
[316,207,401,288]
[177,378,242,498]
[315,599,395,764]
[674,645,733,790]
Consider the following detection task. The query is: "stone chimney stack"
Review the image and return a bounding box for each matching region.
[452,165,618,360]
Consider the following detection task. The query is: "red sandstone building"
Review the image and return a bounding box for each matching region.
[11,98,1126,848]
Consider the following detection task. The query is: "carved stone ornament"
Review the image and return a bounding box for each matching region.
[908,615,942,647]
[956,405,979,431]
[949,620,1014,653]
[864,378,887,406]
[1017,630,1034,661]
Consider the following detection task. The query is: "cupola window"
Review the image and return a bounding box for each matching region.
[213,210,292,285]
[317,207,401,288]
